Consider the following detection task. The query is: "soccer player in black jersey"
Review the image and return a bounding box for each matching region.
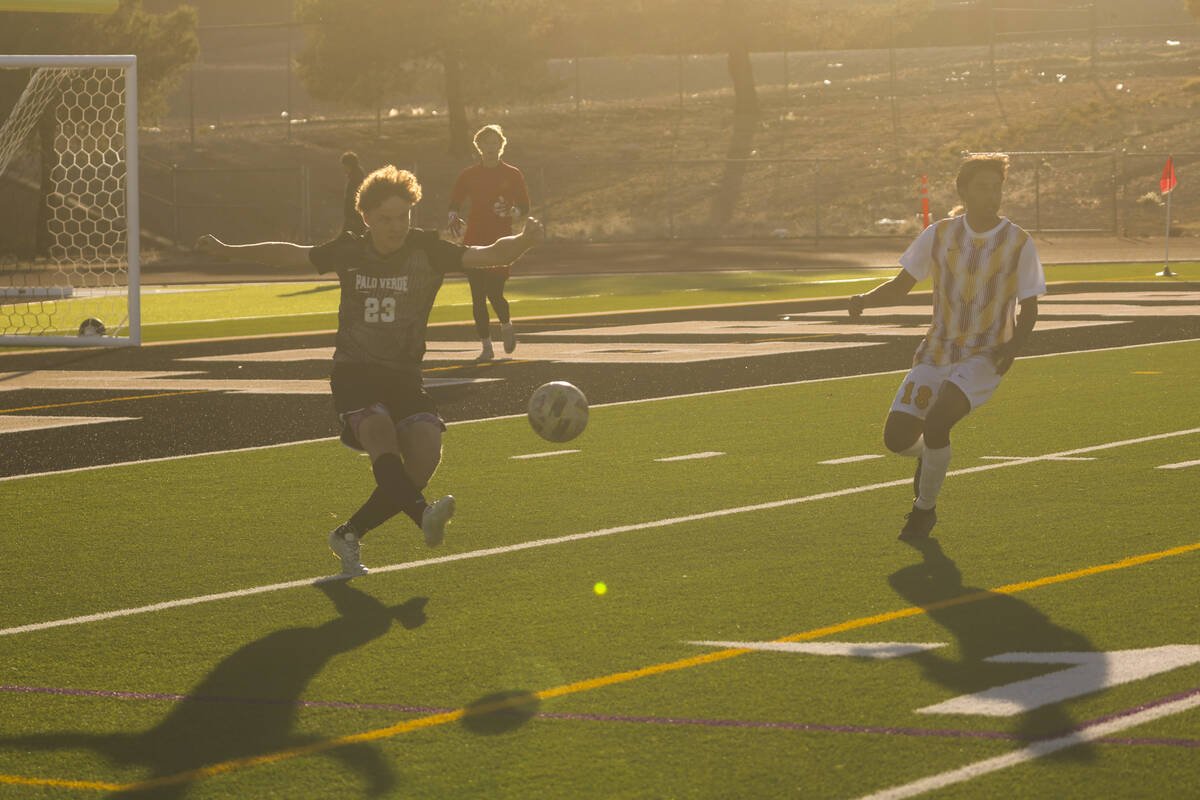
[197,165,543,576]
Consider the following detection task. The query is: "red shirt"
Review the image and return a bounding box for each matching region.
[449,161,531,246]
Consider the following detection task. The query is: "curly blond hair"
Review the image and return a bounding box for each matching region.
[356,165,422,213]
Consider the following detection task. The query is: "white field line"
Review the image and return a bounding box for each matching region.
[854,692,1200,800]
[1157,459,1200,470]
[655,451,725,462]
[0,285,878,354]
[2,426,1196,639]
[510,449,580,459]
[2,337,1198,485]
[820,454,885,465]
[979,455,1096,461]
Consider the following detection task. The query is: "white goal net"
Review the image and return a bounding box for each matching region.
[0,55,139,347]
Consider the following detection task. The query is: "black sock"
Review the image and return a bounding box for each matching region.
[347,487,401,537]
[372,453,428,528]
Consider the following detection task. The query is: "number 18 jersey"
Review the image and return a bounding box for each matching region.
[309,229,465,377]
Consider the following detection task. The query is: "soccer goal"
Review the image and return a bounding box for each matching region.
[0,54,139,347]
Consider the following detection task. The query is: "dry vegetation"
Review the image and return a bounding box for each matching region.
[135,37,1200,248]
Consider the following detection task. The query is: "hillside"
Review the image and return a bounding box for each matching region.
[131,34,1199,254]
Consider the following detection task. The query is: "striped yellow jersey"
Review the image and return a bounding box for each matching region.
[900,216,1046,367]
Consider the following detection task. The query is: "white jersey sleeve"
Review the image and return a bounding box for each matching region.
[1016,238,1046,301]
[898,223,939,282]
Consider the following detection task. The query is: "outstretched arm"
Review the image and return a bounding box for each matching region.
[848,270,918,317]
[195,235,313,269]
[461,217,544,269]
[993,296,1038,375]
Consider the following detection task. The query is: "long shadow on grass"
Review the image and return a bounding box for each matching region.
[0,581,426,797]
[888,539,1098,759]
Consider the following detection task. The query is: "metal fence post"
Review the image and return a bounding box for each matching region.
[1110,151,1119,234]
[813,160,822,244]
[1034,159,1041,232]
[301,165,311,242]
[667,158,675,239]
[539,163,549,239]
[171,163,180,245]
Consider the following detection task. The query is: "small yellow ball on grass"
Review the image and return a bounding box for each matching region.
[593,582,607,596]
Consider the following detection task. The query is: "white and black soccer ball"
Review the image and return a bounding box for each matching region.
[527,381,589,443]
[77,317,106,337]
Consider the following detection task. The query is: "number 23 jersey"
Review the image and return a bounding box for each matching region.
[309,228,465,375]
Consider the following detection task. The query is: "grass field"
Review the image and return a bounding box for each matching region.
[1,337,1197,798]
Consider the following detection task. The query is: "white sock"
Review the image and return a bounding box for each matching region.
[481,338,492,346]
[916,443,951,510]
[898,435,924,458]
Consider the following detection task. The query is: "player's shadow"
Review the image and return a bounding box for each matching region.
[0,581,427,797]
[888,539,1099,759]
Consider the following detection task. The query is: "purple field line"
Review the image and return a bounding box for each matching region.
[0,685,448,715]
[4,684,1198,749]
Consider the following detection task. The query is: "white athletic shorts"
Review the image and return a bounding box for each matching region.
[889,355,1003,419]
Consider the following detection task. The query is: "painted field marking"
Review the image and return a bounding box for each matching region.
[0,390,211,415]
[4,684,1198,751]
[821,454,885,465]
[10,538,1195,795]
[687,641,945,658]
[0,370,495,396]
[854,692,1200,800]
[3,426,1198,638]
[979,455,1096,462]
[2,336,1196,483]
[510,450,580,460]
[917,646,1200,717]
[654,452,725,462]
[1157,459,1200,470]
[0,415,138,435]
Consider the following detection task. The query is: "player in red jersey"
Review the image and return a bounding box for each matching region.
[447,124,531,361]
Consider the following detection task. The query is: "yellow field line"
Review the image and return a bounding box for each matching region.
[4,539,1198,793]
[0,774,124,791]
[0,390,214,414]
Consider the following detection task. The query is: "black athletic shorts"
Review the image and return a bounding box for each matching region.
[330,362,443,450]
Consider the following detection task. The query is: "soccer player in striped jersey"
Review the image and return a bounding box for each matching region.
[847,154,1046,539]
[197,166,543,576]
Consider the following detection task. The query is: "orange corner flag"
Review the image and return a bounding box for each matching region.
[1160,156,1177,195]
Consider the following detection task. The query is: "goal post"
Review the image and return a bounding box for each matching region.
[0,54,140,347]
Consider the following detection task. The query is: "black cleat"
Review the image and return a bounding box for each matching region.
[899,504,937,540]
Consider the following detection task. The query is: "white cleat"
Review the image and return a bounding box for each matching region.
[501,322,517,354]
[476,340,494,362]
[328,523,368,577]
[421,495,456,547]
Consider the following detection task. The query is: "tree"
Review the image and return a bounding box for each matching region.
[297,0,556,155]
[0,0,198,124]
[0,1,198,256]
[295,0,412,137]
[426,0,559,156]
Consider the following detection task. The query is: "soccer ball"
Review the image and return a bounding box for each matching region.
[527,381,589,443]
[77,318,106,337]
